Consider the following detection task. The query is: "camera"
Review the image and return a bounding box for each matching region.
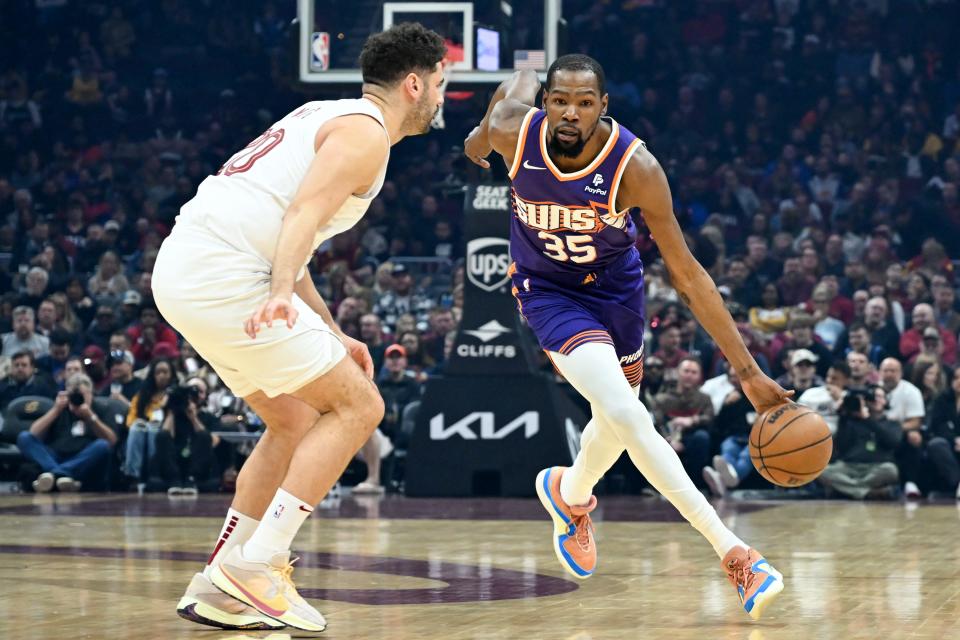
[840,386,875,416]
[68,390,86,407]
[166,384,201,413]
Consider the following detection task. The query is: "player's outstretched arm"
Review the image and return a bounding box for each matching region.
[245,115,388,339]
[464,69,540,169]
[617,147,793,412]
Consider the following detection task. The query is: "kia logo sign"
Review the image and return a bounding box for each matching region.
[467,237,511,292]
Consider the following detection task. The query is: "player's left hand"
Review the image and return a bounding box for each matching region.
[464,126,492,169]
[740,374,794,413]
[342,335,374,379]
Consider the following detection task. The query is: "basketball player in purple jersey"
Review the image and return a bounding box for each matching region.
[465,55,788,620]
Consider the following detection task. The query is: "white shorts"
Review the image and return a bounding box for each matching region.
[152,220,346,398]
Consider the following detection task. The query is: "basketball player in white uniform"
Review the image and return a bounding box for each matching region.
[153,24,446,632]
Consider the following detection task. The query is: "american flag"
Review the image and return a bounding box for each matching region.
[514,50,546,70]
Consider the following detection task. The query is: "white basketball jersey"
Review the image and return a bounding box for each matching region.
[178,98,390,273]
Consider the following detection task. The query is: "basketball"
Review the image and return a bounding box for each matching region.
[749,401,832,487]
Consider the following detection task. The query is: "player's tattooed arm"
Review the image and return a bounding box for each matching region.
[464,70,540,169]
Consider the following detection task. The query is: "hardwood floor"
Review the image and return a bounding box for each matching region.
[0,493,957,639]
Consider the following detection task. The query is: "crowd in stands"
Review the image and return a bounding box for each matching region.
[1,0,960,502]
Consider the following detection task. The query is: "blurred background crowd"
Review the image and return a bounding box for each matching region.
[2,0,960,501]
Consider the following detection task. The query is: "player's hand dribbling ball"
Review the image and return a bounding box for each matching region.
[749,400,832,487]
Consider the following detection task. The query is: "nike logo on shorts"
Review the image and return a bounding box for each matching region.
[523,160,546,170]
[298,505,313,513]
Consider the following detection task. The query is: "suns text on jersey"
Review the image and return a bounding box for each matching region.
[513,195,601,233]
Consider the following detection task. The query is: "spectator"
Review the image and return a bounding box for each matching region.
[397,331,435,379]
[86,305,119,351]
[653,325,690,372]
[126,358,173,428]
[126,305,178,365]
[47,292,81,337]
[2,306,50,358]
[781,348,825,396]
[86,250,129,307]
[817,385,901,499]
[35,298,58,337]
[119,290,143,327]
[909,356,947,413]
[423,308,457,364]
[359,313,387,373]
[16,372,117,492]
[924,368,960,499]
[774,313,832,378]
[702,368,754,497]
[863,296,901,360]
[880,358,925,431]
[98,349,140,407]
[700,360,736,415]
[879,357,926,498]
[0,351,56,409]
[777,255,815,306]
[35,329,72,388]
[154,378,221,493]
[61,276,96,326]
[749,282,791,337]
[798,360,851,435]
[900,303,957,366]
[81,345,109,392]
[18,266,50,310]
[639,355,666,411]
[654,358,713,485]
[356,344,421,493]
[837,321,887,367]
[931,277,960,329]
[809,283,846,349]
[373,264,434,333]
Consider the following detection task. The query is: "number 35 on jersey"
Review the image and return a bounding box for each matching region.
[513,195,618,264]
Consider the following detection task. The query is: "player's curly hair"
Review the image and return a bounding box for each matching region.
[546,54,606,95]
[359,22,446,87]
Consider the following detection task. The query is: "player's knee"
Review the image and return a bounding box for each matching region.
[602,398,655,438]
[360,389,385,433]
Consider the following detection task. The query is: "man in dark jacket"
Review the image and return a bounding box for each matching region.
[817,385,901,499]
[922,367,960,499]
[0,351,56,410]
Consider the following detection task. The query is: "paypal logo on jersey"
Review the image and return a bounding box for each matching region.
[584,172,608,196]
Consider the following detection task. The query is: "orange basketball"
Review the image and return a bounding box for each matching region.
[749,400,832,487]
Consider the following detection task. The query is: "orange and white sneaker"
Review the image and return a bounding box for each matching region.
[176,572,285,630]
[534,467,597,579]
[722,546,784,620]
[210,547,327,632]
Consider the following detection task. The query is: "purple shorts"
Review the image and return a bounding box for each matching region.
[510,248,646,387]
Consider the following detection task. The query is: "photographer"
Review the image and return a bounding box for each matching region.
[16,372,117,492]
[817,385,902,499]
[153,377,220,494]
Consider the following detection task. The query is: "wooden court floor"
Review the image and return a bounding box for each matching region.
[0,493,958,640]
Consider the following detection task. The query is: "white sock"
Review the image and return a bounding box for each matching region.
[203,508,258,579]
[242,488,314,562]
[551,343,746,559]
[560,416,624,506]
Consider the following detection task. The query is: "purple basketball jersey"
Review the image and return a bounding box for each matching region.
[508,108,644,277]
[506,109,648,385]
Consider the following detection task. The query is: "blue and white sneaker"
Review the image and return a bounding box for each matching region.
[721,546,784,620]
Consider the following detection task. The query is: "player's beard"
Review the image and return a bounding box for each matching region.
[547,121,598,158]
[404,92,438,135]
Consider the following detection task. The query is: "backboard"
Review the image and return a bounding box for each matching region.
[298,0,561,84]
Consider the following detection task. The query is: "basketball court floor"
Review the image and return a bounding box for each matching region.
[0,492,957,639]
